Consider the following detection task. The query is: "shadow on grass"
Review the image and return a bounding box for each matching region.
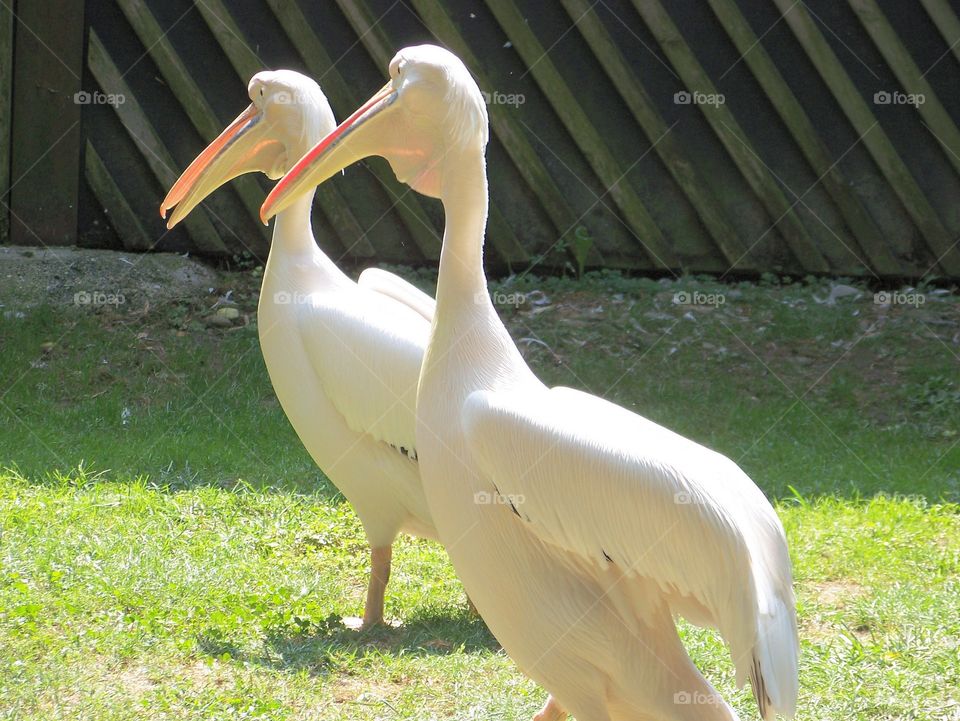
[197,609,499,676]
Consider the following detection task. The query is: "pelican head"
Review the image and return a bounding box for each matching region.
[261,44,488,223]
[160,70,336,229]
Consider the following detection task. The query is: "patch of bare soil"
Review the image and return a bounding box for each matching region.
[810,580,866,608]
[0,245,269,336]
[0,246,218,313]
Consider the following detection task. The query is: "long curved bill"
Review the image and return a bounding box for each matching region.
[160,104,273,229]
[260,81,397,224]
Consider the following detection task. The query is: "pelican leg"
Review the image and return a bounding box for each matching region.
[362,545,392,629]
[533,696,567,721]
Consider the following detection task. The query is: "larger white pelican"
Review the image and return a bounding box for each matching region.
[161,70,438,629]
[262,47,799,721]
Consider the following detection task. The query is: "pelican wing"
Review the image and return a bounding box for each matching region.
[462,385,798,718]
[295,290,428,455]
[358,268,435,323]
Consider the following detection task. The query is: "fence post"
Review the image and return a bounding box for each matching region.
[9,0,85,247]
[0,3,13,244]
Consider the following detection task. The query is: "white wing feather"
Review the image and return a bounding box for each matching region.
[358,267,435,322]
[462,385,798,718]
[295,289,428,454]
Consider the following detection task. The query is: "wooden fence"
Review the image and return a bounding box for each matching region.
[2,0,960,279]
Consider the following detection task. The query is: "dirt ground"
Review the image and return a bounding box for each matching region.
[0,246,220,313]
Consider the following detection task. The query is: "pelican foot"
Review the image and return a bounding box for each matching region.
[533,696,567,721]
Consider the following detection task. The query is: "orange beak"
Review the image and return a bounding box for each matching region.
[160,104,283,229]
[260,81,397,224]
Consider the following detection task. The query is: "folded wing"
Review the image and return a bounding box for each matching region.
[462,385,797,718]
[296,289,429,454]
[358,267,435,323]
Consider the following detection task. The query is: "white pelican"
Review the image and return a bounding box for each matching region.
[262,47,799,721]
[160,70,438,629]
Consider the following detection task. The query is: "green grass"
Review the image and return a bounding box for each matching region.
[1,270,958,719]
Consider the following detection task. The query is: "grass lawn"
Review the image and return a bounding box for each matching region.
[1,262,958,720]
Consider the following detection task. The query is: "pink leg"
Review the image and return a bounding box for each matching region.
[361,545,392,630]
[533,696,567,721]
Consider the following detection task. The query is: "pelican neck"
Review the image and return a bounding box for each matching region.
[434,142,491,312]
[271,191,316,253]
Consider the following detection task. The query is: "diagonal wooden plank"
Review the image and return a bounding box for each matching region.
[920,0,960,67]
[707,0,900,276]
[329,0,438,262]
[267,0,456,263]
[194,0,374,258]
[484,0,680,269]
[193,0,261,78]
[630,0,830,274]
[84,139,152,251]
[328,0,531,266]
[115,0,270,248]
[407,0,607,266]
[850,0,960,178]
[561,0,749,270]
[87,29,226,254]
[330,0,397,75]
[774,0,960,276]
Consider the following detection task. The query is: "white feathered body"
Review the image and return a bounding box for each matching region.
[258,221,436,547]
[417,295,796,721]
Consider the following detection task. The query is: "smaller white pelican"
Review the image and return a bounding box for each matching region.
[263,47,799,721]
[160,70,439,629]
